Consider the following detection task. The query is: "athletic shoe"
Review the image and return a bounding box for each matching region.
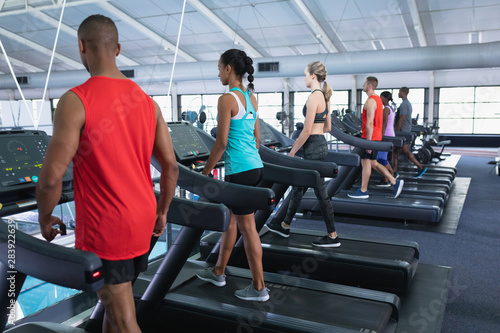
[394,172,400,179]
[393,179,404,199]
[348,188,369,199]
[235,283,270,302]
[416,167,428,178]
[375,180,392,188]
[312,235,341,248]
[265,219,290,238]
[196,267,226,287]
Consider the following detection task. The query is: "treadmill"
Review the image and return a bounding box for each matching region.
[267,118,448,223]
[0,129,231,332]
[343,112,457,179]
[0,128,400,333]
[169,122,419,293]
[333,114,455,187]
[134,121,401,332]
[1,194,229,333]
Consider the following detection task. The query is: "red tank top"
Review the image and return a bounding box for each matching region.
[361,94,384,141]
[71,76,157,260]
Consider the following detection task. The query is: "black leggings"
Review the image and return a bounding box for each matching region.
[284,135,336,233]
[225,168,264,215]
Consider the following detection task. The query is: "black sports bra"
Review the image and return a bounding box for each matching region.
[302,89,328,123]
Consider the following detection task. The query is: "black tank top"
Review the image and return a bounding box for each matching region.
[302,89,328,123]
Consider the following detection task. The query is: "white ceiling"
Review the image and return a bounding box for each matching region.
[0,0,499,79]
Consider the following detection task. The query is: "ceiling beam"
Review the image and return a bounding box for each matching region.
[186,0,263,58]
[0,0,111,18]
[407,0,427,47]
[98,2,197,62]
[28,5,139,66]
[0,26,84,69]
[0,53,45,73]
[289,0,339,53]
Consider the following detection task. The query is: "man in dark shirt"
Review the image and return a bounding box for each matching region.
[393,87,427,178]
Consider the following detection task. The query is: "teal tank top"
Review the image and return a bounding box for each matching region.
[224,87,263,175]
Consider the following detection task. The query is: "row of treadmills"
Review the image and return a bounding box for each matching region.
[0,117,456,332]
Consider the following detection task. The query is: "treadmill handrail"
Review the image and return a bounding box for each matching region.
[329,125,393,151]
[0,191,74,218]
[394,131,415,143]
[324,151,360,167]
[262,162,322,188]
[382,135,404,148]
[259,145,338,178]
[170,162,276,211]
[157,193,230,232]
[0,219,104,292]
[0,196,230,294]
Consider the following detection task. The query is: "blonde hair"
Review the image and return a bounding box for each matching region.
[307,61,332,101]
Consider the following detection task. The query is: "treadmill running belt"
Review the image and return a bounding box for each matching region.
[166,276,393,333]
[263,233,416,263]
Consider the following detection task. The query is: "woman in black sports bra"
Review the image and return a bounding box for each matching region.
[265,61,340,247]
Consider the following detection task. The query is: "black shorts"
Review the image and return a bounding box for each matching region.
[359,149,379,160]
[225,168,264,215]
[101,252,149,285]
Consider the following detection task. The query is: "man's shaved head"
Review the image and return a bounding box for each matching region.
[78,14,119,54]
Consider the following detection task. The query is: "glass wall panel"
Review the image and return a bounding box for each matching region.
[152,95,172,121]
[439,86,500,134]
[256,92,283,131]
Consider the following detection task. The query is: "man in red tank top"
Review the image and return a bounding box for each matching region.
[36,15,178,333]
[348,76,404,199]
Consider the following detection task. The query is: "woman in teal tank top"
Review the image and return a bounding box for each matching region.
[197,49,269,302]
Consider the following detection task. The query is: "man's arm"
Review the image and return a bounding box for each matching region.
[363,98,377,154]
[36,91,85,241]
[152,101,179,237]
[365,98,376,141]
[395,103,407,131]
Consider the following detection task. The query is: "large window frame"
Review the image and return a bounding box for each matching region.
[438,86,500,134]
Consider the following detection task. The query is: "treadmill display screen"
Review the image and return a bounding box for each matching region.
[0,130,71,200]
[259,122,280,146]
[169,123,210,162]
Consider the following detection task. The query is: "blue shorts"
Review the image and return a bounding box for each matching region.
[377,151,389,165]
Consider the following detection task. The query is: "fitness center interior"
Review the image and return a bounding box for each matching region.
[0,1,499,332]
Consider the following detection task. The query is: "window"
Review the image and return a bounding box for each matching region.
[180,94,219,135]
[256,92,283,132]
[293,91,309,125]
[152,95,172,121]
[438,87,500,134]
[199,94,219,135]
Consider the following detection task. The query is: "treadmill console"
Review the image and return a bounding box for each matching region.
[168,122,211,163]
[259,122,280,147]
[259,121,292,152]
[0,130,72,202]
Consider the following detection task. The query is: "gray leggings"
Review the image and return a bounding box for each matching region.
[284,135,336,233]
